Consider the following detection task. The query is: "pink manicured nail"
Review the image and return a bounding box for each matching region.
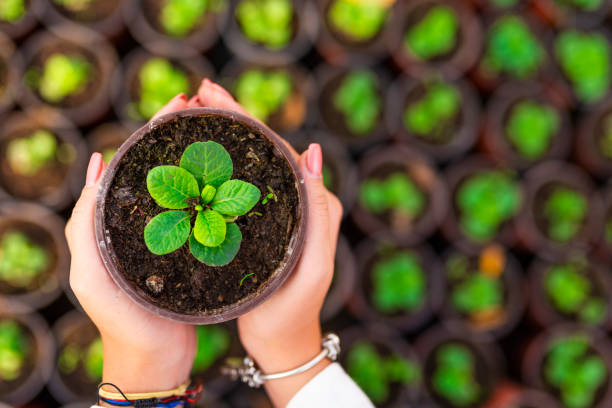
[306,144,322,178]
[177,93,187,101]
[187,95,200,107]
[86,153,103,186]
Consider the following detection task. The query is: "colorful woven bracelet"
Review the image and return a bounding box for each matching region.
[97,382,202,408]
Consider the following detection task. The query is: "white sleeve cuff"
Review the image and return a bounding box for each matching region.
[286,362,374,408]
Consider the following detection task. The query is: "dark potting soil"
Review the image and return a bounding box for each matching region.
[143,0,213,37]
[58,319,100,396]
[51,0,121,23]
[0,129,71,201]
[0,320,36,396]
[0,220,58,295]
[28,42,100,108]
[104,114,299,315]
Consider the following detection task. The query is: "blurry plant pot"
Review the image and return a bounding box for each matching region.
[598,184,612,260]
[528,255,611,330]
[20,26,118,127]
[516,161,603,260]
[340,325,421,407]
[0,32,22,117]
[48,310,102,404]
[552,27,612,108]
[349,239,443,333]
[522,324,612,408]
[487,384,562,408]
[482,81,571,170]
[470,11,553,92]
[111,48,213,125]
[286,131,358,215]
[531,0,612,29]
[315,64,390,151]
[441,246,525,340]
[37,0,127,39]
[0,0,41,39]
[416,324,504,408]
[227,384,273,408]
[577,96,612,180]
[469,0,528,12]
[315,0,392,67]
[320,234,355,322]
[442,156,523,253]
[0,309,54,406]
[352,145,448,245]
[95,107,307,324]
[0,201,69,312]
[124,0,228,58]
[386,0,482,79]
[386,75,480,162]
[86,122,132,164]
[222,60,314,136]
[223,0,317,65]
[0,108,87,210]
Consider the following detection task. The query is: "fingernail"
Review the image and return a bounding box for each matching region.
[306,144,322,178]
[177,93,187,101]
[86,153,103,187]
[187,95,200,106]
[211,82,231,97]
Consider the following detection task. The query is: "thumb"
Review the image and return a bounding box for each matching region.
[299,144,330,251]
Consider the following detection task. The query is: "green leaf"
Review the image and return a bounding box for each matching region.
[211,180,261,216]
[144,210,191,255]
[189,223,243,266]
[194,209,227,247]
[201,185,217,204]
[180,141,233,189]
[146,166,199,209]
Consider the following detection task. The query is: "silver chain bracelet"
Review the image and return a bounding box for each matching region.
[221,333,341,388]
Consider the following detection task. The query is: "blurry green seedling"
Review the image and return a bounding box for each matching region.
[0,319,30,381]
[144,141,261,266]
[160,0,223,37]
[6,130,64,176]
[359,172,425,220]
[53,0,94,12]
[192,325,230,373]
[0,231,50,288]
[327,0,388,41]
[236,0,293,49]
[432,343,481,406]
[505,100,560,160]
[333,70,381,135]
[235,69,292,122]
[405,5,458,60]
[0,0,26,23]
[543,186,587,243]
[58,336,104,382]
[556,0,602,11]
[25,53,92,104]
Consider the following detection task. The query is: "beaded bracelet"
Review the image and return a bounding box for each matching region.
[97,381,202,407]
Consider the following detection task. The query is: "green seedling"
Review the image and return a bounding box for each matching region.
[53,0,94,12]
[0,0,26,22]
[6,130,59,176]
[84,337,103,381]
[505,100,560,160]
[134,58,190,120]
[239,272,255,286]
[236,0,293,49]
[543,186,587,243]
[27,53,92,104]
[404,5,458,60]
[261,186,277,205]
[333,70,381,135]
[403,81,461,143]
[482,15,545,79]
[545,260,607,325]
[58,336,103,382]
[0,319,30,381]
[160,0,210,37]
[432,343,481,407]
[371,251,426,313]
[544,334,607,408]
[450,272,503,316]
[359,172,426,219]
[598,114,612,159]
[456,170,521,242]
[327,0,388,41]
[0,231,50,288]
[102,148,117,164]
[235,69,292,123]
[347,341,420,404]
[606,218,612,243]
[192,325,230,373]
[144,141,261,266]
[556,0,602,11]
[555,29,611,103]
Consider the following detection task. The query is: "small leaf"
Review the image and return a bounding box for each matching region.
[194,209,226,247]
[180,141,233,189]
[211,180,261,216]
[144,210,191,255]
[147,166,199,209]
[201,185,217,204]
[189,223,242,266]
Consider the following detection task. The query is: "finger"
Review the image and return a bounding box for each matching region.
[151,93,188,120]
[326,192,343,257]
[197,78,249,115]
[186,95,201,108]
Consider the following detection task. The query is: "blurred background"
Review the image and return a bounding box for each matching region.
[2,0,612,407]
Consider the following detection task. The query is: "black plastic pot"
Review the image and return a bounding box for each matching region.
[349,239,443,333]
[386,0,482,79]
[223,0,317,65]
[0,32,22,117]
[352,145,448,245]
[321,234,356,322]
[482,81,571,170]
[124,0,228,57]
[577,96,612,180]
[0,108,87,210]
[0,201,69,312]
[0,0,42,39]
[598,183,612,260]
[531,0,612,29]
[386,74,480,162]
[516,161,603,260]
